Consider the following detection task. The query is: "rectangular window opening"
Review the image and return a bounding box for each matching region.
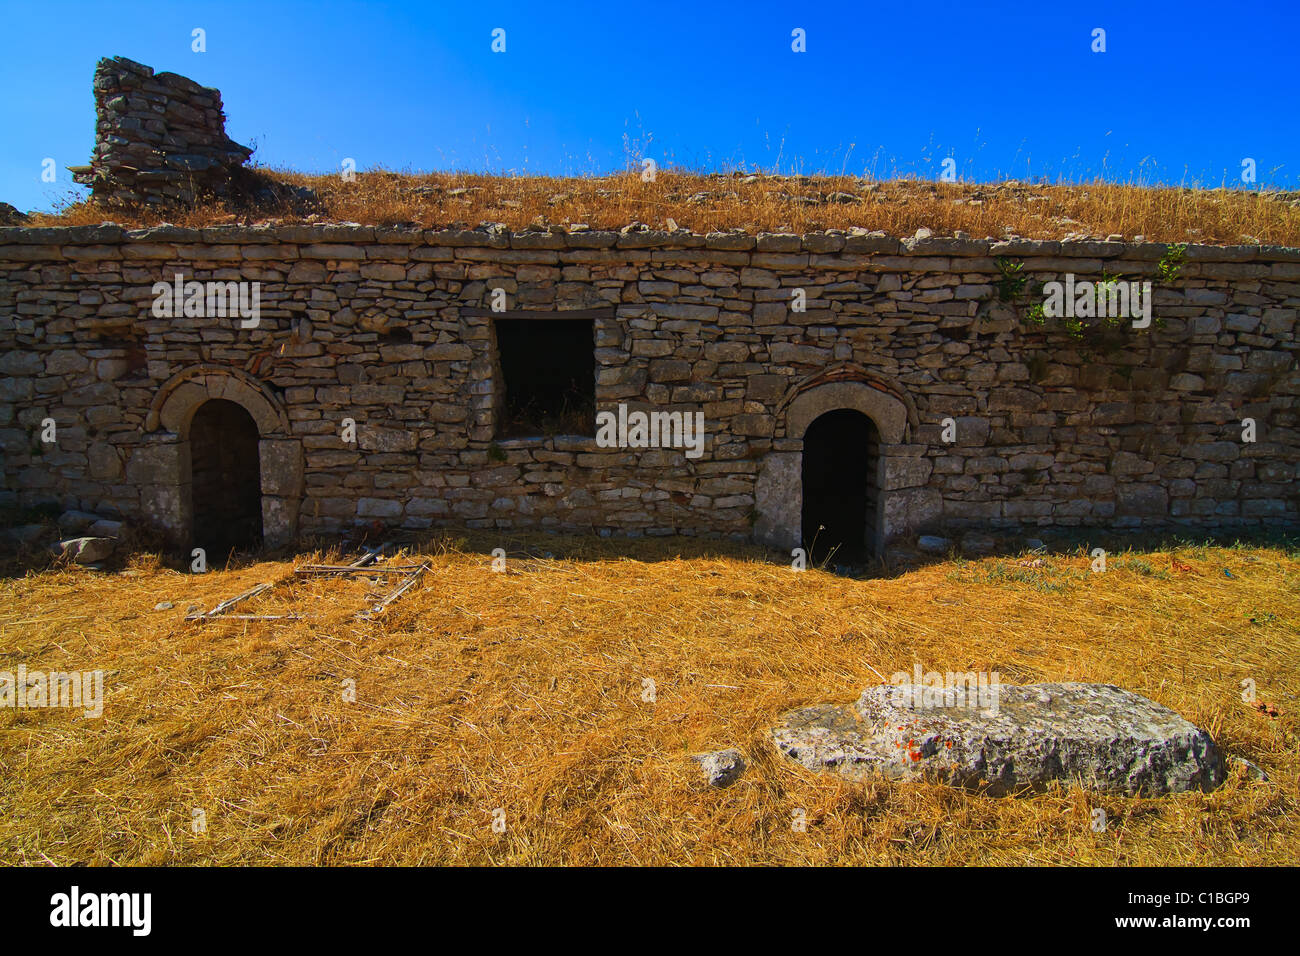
[494,317,596,438]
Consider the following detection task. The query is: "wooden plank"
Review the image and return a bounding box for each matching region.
[358,564,429,619]
[295,564,426,575]
[186,582,273,621]
[349,545,388,568]
[195,614,304,621]
[294,544,409,577]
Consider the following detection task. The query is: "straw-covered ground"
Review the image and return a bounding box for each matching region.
[27,170,1300,247]
[0,532,1296,866]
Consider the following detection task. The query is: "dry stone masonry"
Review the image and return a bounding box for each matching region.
[1,223,1297,555]
[2,61,1297,557]
[70,57,254,208]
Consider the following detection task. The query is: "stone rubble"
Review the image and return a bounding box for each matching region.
[690,749,747,788]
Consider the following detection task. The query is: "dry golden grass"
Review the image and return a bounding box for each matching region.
[1,533,1297,866]
[31,170,1300,246]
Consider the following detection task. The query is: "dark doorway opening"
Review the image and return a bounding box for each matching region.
[801,409,880,564]
[494,318,595,437]
[191,399,263,554]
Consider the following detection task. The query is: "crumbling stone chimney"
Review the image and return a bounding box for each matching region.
[70,56,254,207]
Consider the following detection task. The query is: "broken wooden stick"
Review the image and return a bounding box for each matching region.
[293,543,393,575]
[197,613,304,621]
[358,564,429,619]
[349,544,388,568]
[186,581,274,621]
[295,563,425,575]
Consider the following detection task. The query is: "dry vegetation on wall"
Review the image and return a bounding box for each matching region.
[30,169,1300,247]
[1,533,1296,866]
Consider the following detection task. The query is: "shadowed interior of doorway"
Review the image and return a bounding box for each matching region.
[190,399,263,555]
[801,408,879,564]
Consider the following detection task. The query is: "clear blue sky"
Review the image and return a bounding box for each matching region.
[2,0,1296,213]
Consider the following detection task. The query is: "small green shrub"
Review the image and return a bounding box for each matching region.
[994,258,1029,301]
[1156,243,1188,283]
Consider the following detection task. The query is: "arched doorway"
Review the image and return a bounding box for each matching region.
[801,409,880,564]
[190,399,263,553]
[755,378,913,556]
[143,366,303,550]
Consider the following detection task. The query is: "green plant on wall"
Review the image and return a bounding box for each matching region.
[1005,252,1177,348]
[994,257,1029,301]
[1155,243,1188,283]
[1096,268,1120,298]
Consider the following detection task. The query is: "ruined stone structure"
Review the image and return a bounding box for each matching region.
[1,223,1297,556]
[2,60,1297,557]
[69,57,254,208]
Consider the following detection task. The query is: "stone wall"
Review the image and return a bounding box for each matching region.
[70,57,253,207]
[1,224,1297,554]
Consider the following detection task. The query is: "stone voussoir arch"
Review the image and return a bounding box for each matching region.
[146,364,291,437]
[756,365,918,554]
[775,364,916,442]
[138,365,301,549]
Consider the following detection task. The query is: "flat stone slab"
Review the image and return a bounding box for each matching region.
[772,683,1224,796]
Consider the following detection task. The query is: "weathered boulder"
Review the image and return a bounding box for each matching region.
[691,749,747,788]
[917,535,950,554]
[57,509,102,534]
[960,532,997,554]
[51,536,116,565]
[772,683,1224,796]
[87,518,124,538]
